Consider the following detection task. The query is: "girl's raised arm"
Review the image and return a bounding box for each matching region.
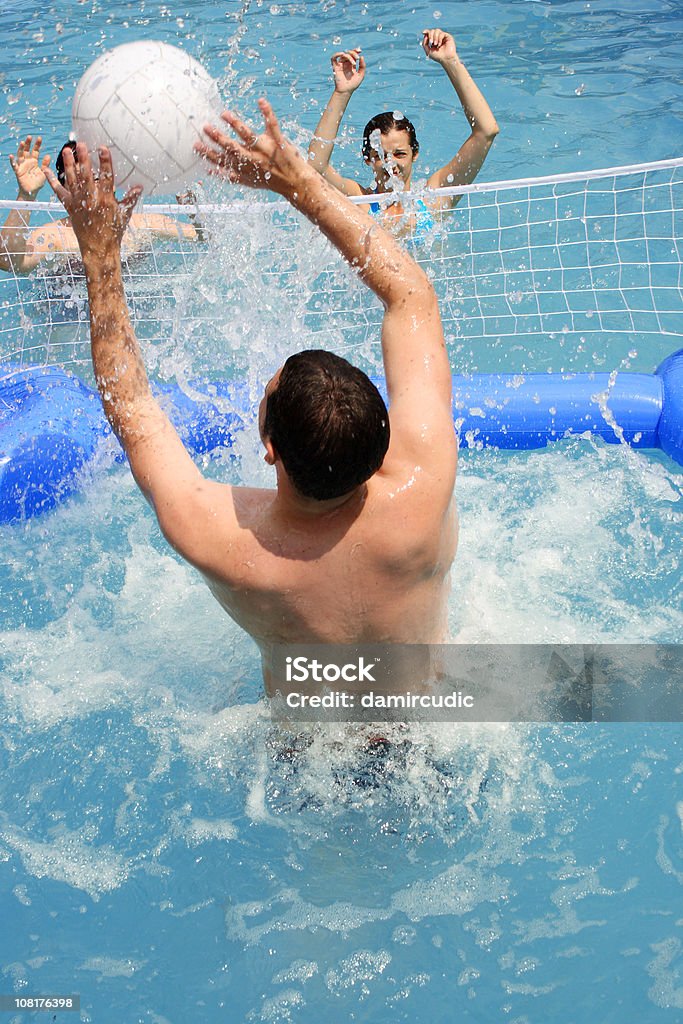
[307,48,366,198]
[0,135,50,275]
[422,30,499,206]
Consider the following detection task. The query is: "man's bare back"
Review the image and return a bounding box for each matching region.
[182,471,458,693]
[46,99,458,694]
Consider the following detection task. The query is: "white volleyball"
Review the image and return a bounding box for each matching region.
[72,40,223,196]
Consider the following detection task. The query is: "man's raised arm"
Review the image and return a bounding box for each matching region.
[198,100,455,473]
[45,144,220,564]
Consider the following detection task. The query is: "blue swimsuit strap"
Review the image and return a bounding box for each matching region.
[413,198,435,236]
[367,197,435,237]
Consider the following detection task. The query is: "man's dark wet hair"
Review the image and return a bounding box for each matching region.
[55,140,77,186]
[264,350,390,501]
[362,112,419,161]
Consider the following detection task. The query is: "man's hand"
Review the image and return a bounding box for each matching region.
[196,99,311,196]
[10,135,50,200]
[45,142,142,261]
[422,28,458,65]
[331,48,365,93]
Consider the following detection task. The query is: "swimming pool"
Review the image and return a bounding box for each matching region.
[1,1,682,1021]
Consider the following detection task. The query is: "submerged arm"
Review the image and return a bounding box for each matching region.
[423,30,499,200]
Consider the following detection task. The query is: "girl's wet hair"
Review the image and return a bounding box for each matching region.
[55,140,77,186]
[362,112,419,160]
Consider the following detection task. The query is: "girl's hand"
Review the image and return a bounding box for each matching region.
[330,48,366,93]
[422,29,458,65]
[9,135,50,199]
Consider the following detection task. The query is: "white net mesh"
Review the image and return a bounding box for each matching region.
[1,157,681,378]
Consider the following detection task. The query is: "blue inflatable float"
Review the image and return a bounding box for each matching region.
[1,352,682,524]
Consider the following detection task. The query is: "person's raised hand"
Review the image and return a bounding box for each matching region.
[422,29,458,64]
[196,99,309,196]
[10,135,50,199]
[331,48,366,93]
[45,142,142,259]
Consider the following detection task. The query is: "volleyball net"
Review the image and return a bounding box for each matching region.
[0,156,681,379]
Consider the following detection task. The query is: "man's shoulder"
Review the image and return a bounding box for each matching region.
[165,480,275,575]
[198,480,275,533]
[374,445,457,505]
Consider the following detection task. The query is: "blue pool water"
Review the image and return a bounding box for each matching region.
[1,2,683,1022]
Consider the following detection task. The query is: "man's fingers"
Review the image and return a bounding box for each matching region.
[202,117,253,156]
[61,145,79,189]
[41,155,51,170]
[221,109,260,148]
[197,124,245,172]
[194,139,217,162]
[201,122,233,149]
[258,98,283,146]
[195,138,238,172]
[195,140,220,164]
[32,136,42,157]
[74,141,96,185]
[119,184,143,221]
[44,167,69,205]
[97,146,115,191]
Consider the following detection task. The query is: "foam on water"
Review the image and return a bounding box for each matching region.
[454,441,682,643]
[1,442,678,878]
[1,326,681,1016]
[1,827,130,900]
